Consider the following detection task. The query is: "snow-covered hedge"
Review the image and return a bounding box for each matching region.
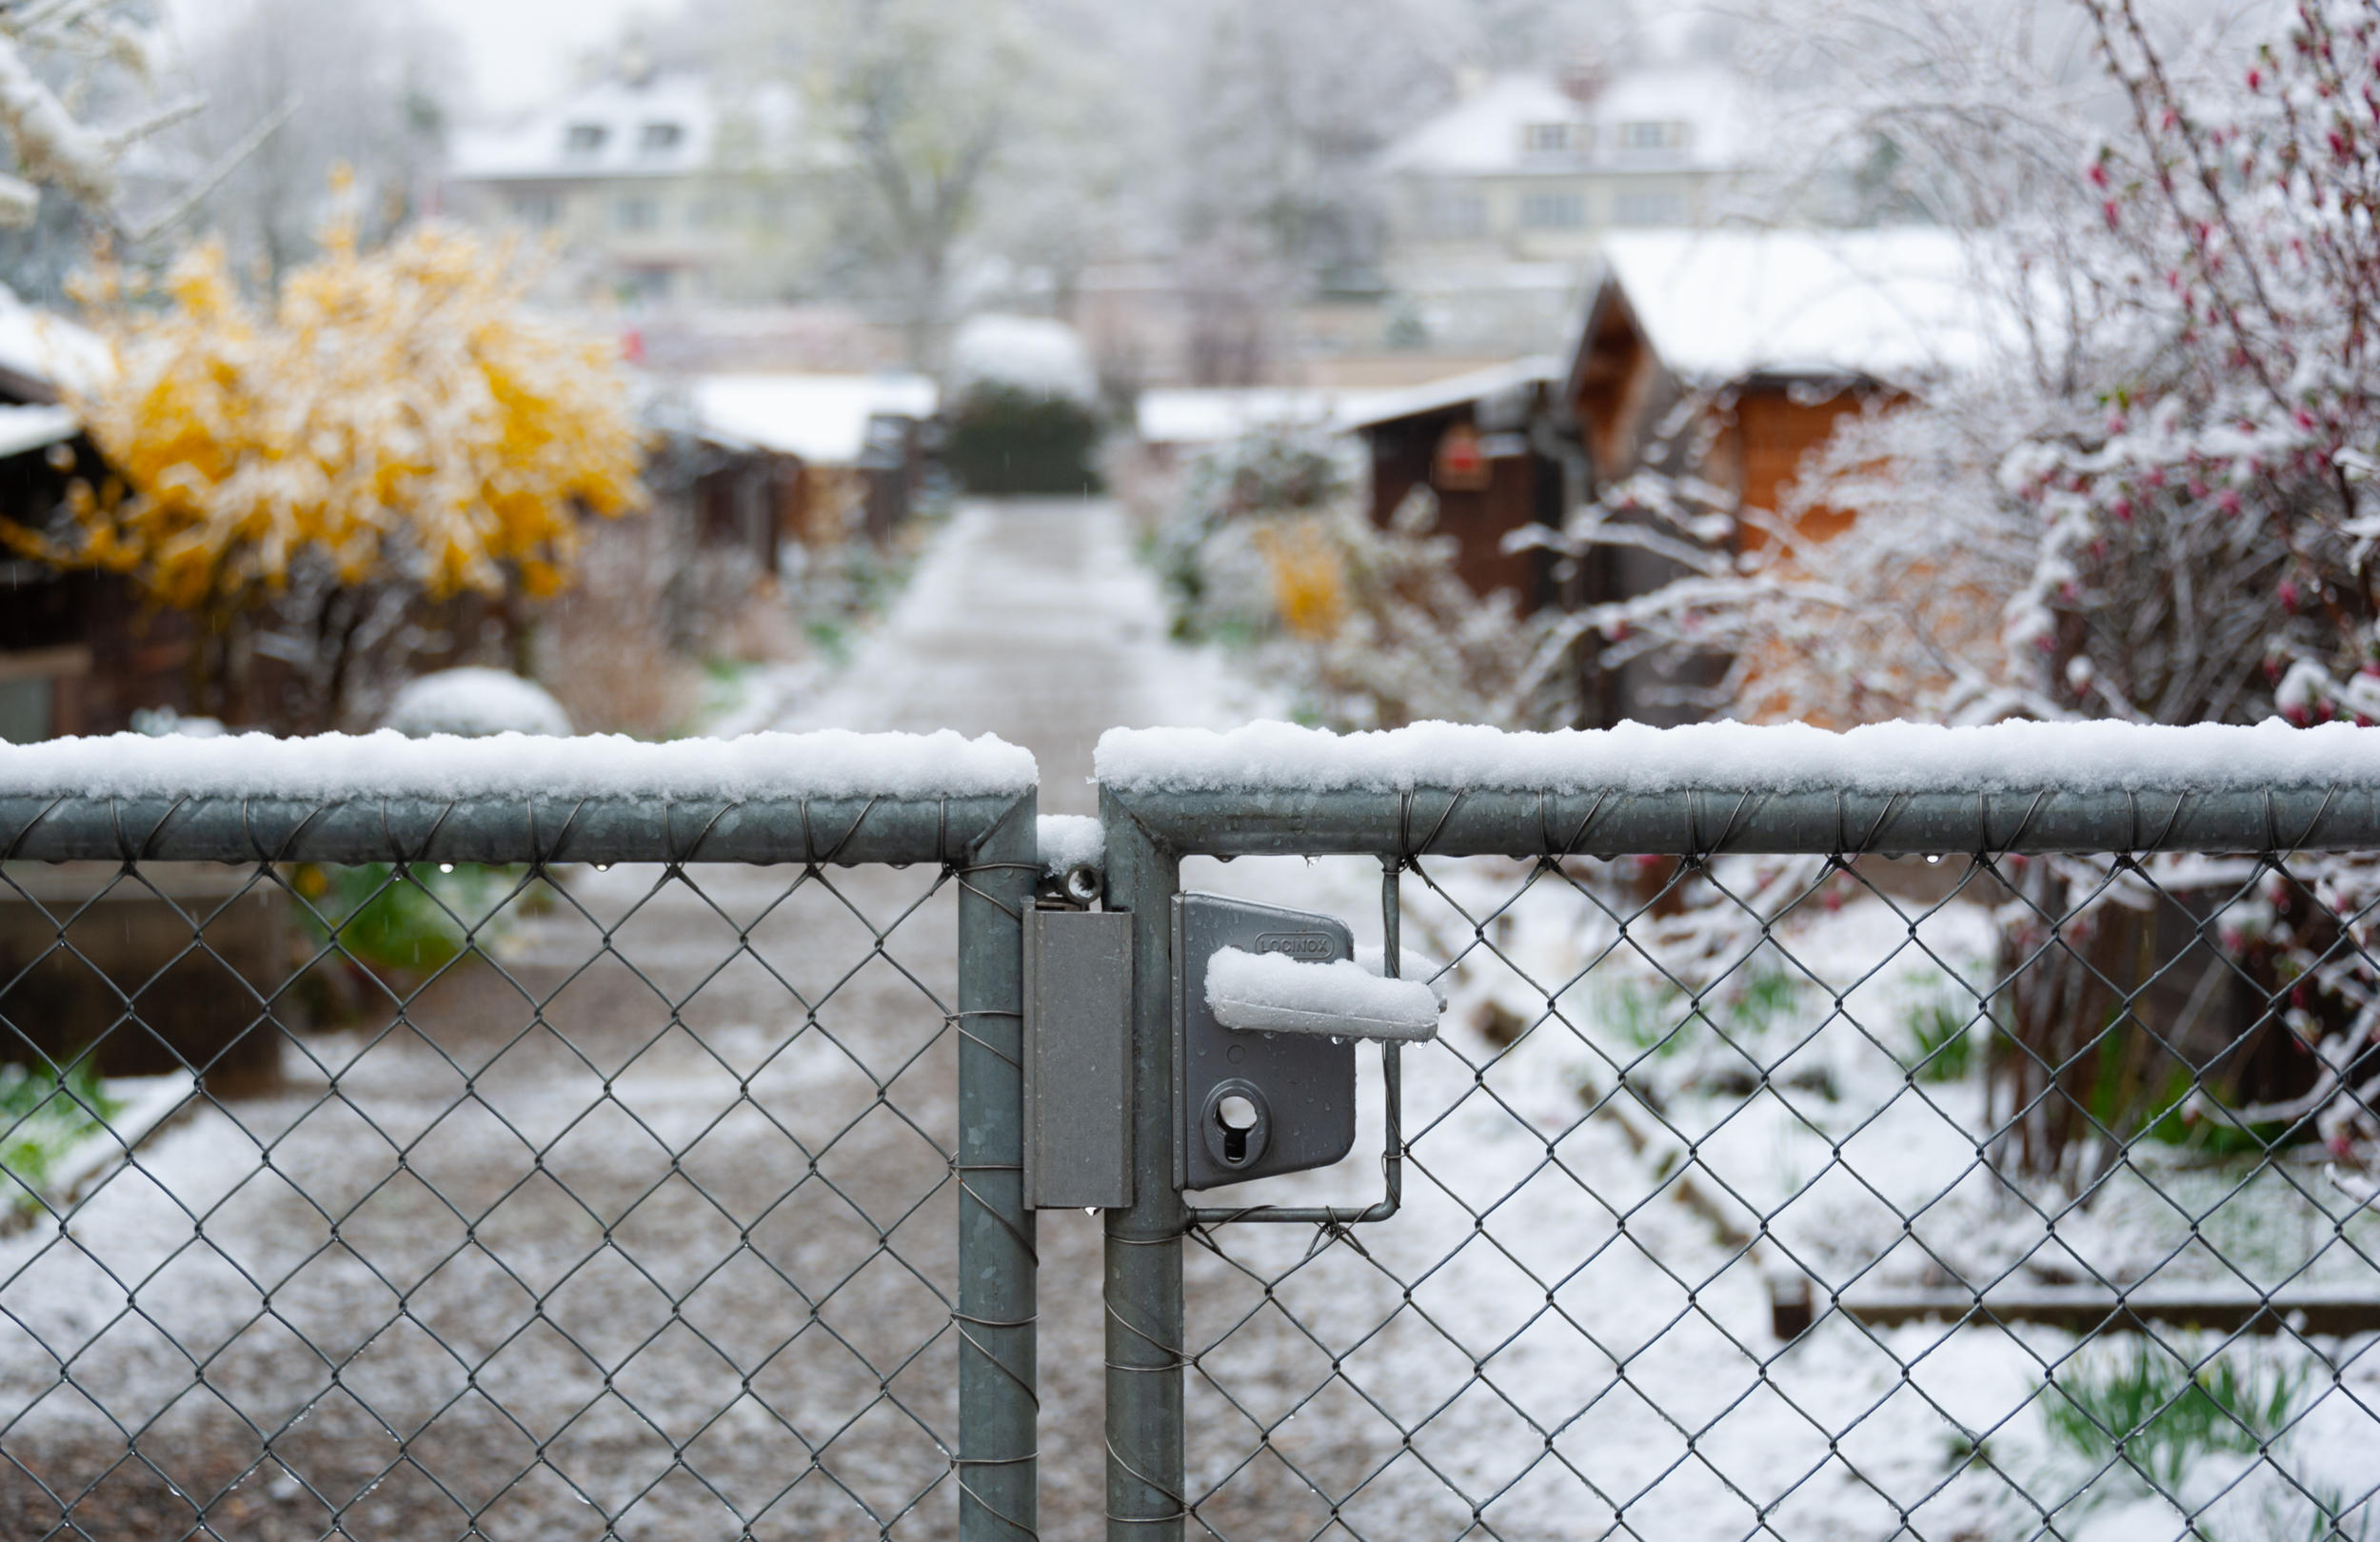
[382,669,573,739]
[947,314,1098,405]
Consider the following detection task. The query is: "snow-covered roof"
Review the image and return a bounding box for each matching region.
[448,69,805,183]
[0,405,78,460]
[1339,356,1563,431]
[1134,387,1403,446]
[689,373,939,465]
[0,287,111,402]
[1591,227,1993,383]
[1378,67,1755,179]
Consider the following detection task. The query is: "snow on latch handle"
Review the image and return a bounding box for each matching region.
[1204,948,1442,1043]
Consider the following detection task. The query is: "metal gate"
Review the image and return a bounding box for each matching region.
[8,724,2380,1541]
[0,736,1038,1542]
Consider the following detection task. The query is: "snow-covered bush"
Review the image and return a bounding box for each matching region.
[1158,423,1535,727]
[381,669,573,739]
[942,313,1103,494]
[1,199,645,732]
[947,313,1098,405]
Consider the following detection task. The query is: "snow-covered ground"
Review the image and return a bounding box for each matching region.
[7,499,2376,1540]
[1171,852,2380,1540]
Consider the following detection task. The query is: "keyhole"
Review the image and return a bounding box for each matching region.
[1217,1094,1259,1164]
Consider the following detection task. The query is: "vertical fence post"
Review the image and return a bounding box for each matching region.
[1101,787,1187,1539]
[959,791,1040,1542]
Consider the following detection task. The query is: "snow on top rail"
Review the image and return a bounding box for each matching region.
[0,728,1036,805]
[1095,719,2380,798]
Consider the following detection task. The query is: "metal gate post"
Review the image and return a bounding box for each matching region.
[1101,787,1187,1538]
[959,791,1040,1542]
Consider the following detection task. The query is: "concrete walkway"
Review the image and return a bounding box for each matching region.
[785,498,1242,813]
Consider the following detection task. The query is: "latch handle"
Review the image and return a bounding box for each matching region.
[1204,947,1441,1042]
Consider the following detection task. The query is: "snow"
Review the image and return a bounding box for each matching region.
[0,35,120,213]
[381,667,573,739]
[1135,386,1402,446]
[1098,717,2380,796]
[0,402,75,458]
[948,313,1098,405]
[1336,354,1562,431]
[0,285,112,398]
[0,727,1037,802]
[1594,227,2000,383]
[1036,813,1102,877]
[689,372,938,465]
[1377,66,1755,178]
[1204,946,1442,1041]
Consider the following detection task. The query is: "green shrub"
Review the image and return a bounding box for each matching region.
[942,383,1103,495]
[1902,988,1981,1082]
[1,1062,122,1210]
[295,862,531,977]
[2041,1340,2306,1494]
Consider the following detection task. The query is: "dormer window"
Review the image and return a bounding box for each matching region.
[1522,121,1589,154]
[1616,120,1690,152]
[565,123,608,156]
[640,122,684,155]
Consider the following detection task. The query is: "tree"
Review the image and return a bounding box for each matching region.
[157,0,460,280]
[2,202,645,729]
[1514,0,2380,1187]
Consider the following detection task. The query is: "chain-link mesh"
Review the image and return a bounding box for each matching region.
[1169,836,2380,1542]
[0,798,1013,1541]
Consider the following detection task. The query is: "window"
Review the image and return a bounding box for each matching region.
[613,194,661,232]
[1518,190,1586,228]
[1522,121,1588,155]
[640,121,684,155]
[510,193,561,229]
[565,123,608,156]
[1616,120,1691,152]
[1421,188,1486,238]
[1613,189,1688,226]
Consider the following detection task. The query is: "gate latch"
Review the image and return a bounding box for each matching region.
[1173,893,1440,1192]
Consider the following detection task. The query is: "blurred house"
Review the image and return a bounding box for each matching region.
[672,372,940,555]
[443,60,826,309]
[1568,228,1981,524]
[1331,229,1985,722]
[1370,65,1760,361]
[1563,227,1989,722]
[1339,359,1570,610]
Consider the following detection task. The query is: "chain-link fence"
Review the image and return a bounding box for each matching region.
[1099,773,2380,1542]
[0,765,1038,1542]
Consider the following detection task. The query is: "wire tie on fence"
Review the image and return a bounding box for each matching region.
[2,790,67,860]
[685,798,738,864]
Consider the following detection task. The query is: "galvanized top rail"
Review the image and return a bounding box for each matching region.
[0,792,1031,866]
[1096,721,2380,857]
[1101,783,2380,859]
[0,728,1039,865]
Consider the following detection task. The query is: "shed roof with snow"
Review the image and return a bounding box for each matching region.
[1576,228,1991,390]
[688,373,939,465]
[1338,356,1563,433]
[1134,387,1402,447]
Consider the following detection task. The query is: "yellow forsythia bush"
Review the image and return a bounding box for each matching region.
[11,206,645,621]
